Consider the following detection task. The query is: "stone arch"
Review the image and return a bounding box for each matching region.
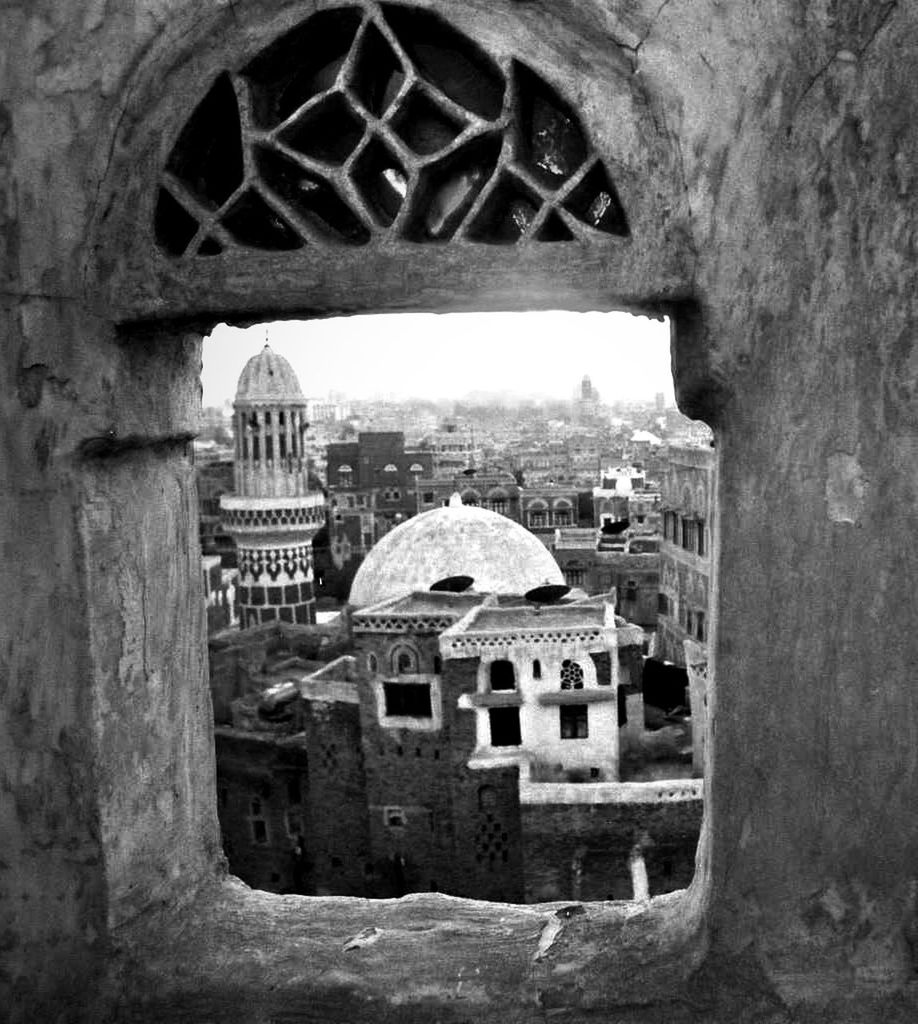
[87,0,701,344]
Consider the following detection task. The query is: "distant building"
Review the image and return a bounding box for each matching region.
[220,345,326,627]
[424,420,482,477]
[656,445,714,666]
[593,465,662,536]
[196,455,236,566]
[415,468,522,519]
[574,374,602,423]
[552,528,660,629]
[520,484,580,542]
[322,431,434,598]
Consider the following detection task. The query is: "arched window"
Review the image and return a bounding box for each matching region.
[560,659,584,690]
[489,659,515,691]
[527,500,548,529]
[338,464,353,487]
[391,645,418,675]
[367,652,378,674]
[532,658,542,679]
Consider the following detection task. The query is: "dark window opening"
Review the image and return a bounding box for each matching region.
[251,818,268,844]
[532,658,542,679]
[560,704,589,739]
[489,707,521,747]
[384,682,432,717]
[489,659,515,691]
[286,776,302,804]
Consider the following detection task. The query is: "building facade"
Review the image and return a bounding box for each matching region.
[655,445,715,665]
[323,431,434,597]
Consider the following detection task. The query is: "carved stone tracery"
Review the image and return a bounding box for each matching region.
[154,3,630,256]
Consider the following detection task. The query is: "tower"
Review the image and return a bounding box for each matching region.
[220,344,325,627]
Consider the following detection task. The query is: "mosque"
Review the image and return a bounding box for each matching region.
[212,348,702,901]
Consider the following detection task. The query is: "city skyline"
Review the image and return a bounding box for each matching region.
[202,311,673,409]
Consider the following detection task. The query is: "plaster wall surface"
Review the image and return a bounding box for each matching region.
[5,0,918,1021]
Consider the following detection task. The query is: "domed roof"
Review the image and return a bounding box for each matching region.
[349,495,565,608]
[235,345,305,404]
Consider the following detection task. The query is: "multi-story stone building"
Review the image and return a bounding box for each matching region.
[520,484,580,543]
[322,431,434,598]
[414,468,522,519]
[592,466,662,536]
[220,346,327,627]
[552,528,660,629]
[656,445,715,666]
[423,420,482,477]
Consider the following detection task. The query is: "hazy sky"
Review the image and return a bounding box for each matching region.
[202,311,673,408]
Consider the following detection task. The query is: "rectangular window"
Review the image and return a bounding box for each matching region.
[681,517,692,550]
[489,707,521,747]
[696,519,706,556]
[285,812,303,836]
[383,682,432,717]
[286,776,302,805]
[251,818,267,844]
[657,593,668,615]
[696,611,706,642]
[560,704,589,739]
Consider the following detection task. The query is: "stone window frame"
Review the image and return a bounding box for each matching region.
[373,675,443,732]
[83,0,717,1011]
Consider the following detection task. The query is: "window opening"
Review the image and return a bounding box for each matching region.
[532,659,542,679]
[384,682,432,717]
[560,704,589,739]
[489,707,522,747]
[489,659,516,691]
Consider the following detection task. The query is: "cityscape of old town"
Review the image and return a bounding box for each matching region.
[199,313,713,902]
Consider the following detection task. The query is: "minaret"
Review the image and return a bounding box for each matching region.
[220,344,325,627]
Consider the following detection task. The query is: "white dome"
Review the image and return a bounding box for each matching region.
[235,345,305,404]
[349,500,564,608]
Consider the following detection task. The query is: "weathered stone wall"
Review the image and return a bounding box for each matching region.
[6,0,918,1020]
[521,797,702,903]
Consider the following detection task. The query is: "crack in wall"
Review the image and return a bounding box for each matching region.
[788,0,899,126]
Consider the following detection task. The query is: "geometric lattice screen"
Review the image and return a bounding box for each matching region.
[155,4,629,255]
